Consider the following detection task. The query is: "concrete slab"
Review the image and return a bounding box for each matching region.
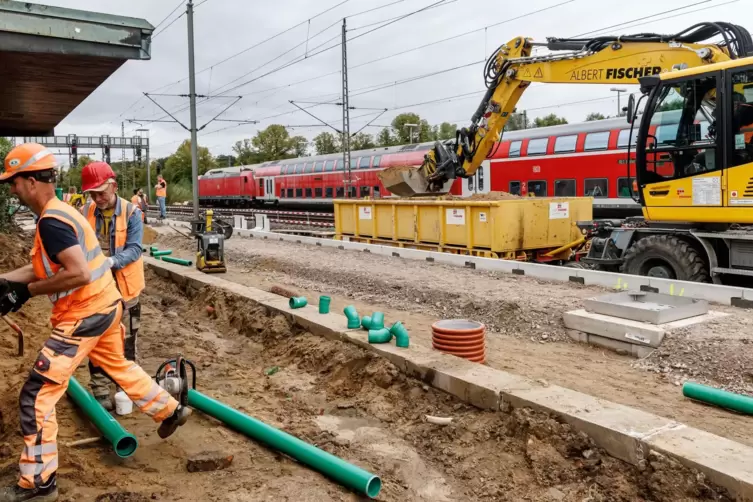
[564,309,667,347]
[144,256,753,500]
[566,329,655,358]
[584,291,709,324]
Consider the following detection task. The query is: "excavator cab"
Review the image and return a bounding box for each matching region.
[634,61,753,224]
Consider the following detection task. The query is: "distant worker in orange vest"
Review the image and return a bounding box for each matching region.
[0,144,190,502]
[81,162,146,411]
[131,188,147,223]
[154,174,167,220]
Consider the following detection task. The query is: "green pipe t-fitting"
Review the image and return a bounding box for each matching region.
[361,316,372,330]
[344,305,360,329]
[369,312,385,330]
[390,322,410,348]
[368,328,392,344]
[289,296,307,309]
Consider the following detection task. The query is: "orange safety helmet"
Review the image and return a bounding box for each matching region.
[0,143,58,181]
[81,161,117,192]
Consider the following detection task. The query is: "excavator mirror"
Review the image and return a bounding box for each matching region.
[626,93,636,124]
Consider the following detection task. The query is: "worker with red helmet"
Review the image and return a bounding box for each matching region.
[80,161,145,411]
[0,144,190,502]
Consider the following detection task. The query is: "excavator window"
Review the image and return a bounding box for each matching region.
[726,68,753,168]
[640,74,719,184]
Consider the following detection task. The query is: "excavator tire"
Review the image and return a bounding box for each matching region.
[620,234,709,282]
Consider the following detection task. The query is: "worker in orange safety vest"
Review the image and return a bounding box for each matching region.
[0,144,190,502]
[154,174,167,220]
[81,162,146,411]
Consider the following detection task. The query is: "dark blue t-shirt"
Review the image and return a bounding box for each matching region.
[38,218,79,265]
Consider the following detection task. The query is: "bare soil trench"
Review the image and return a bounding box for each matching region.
[154,229,753,449]
[0,233,731,501]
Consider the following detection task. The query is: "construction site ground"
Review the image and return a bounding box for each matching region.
[152,225,753,450]
[0,229,738,501]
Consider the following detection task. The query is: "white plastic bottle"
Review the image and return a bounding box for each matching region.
[114,390,133,415]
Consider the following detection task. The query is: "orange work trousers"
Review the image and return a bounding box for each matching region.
[18,300,178,490]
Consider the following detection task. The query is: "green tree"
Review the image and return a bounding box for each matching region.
[504,111,530,131]
[350,132,376,151]
[585,112,608,121]
[312,132,341,155]
[436,122,457,140]
[163,140,217,185]
[533,113,568,128]
[290,135,309,157]
[232,139,262,165]
[0,138,13,231]
[391,113,423,144]
[658,99,684,112]
[216,154,236,167]
[376,128,396,147]
[249,124,307,161]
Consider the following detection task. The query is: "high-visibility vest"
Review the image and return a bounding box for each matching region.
[32,199,121,325]
[156,181,167,198]
[131,195,145,221]
[83,198,145,302]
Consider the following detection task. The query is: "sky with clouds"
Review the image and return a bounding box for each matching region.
[32,0,752,165]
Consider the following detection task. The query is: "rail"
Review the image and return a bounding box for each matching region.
[150,205,335,227]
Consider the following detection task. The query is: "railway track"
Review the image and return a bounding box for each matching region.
[149,205,335,227]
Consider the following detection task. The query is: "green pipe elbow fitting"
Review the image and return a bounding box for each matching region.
[319,296,331,314]
[369,312,385,330]
[361,316,372,330]
[151,250,173,257]
[368,328,392,344]
[390,322,410,348]
[289,296,307,309]
[344,305,360,329]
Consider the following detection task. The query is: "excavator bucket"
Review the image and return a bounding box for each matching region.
[378,166,453,197]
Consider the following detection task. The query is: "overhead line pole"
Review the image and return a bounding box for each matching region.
[187,0,200,219]
[341,18,352,198]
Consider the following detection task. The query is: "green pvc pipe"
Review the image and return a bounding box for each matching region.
[344,305,360,329]
[368,328,392,344]
[318,296,331,314]
[161,256,193,266]
[187,389,381,498]
[369,312,385,330]
[151,250,173,257]
[361,316,372,330]
[150,246,159,252]
[289,296,307,309]
[66,376,138,458]
[683,382,753,415]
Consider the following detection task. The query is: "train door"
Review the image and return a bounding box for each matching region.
[260,177,276,202]
[460,160,491,197]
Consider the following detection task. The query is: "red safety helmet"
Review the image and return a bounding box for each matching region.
[81,161,117,192]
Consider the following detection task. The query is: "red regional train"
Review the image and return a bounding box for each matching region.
[198,109,698,216]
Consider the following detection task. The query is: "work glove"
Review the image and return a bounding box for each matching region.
[0,279,30,316]
[107,257,115,269]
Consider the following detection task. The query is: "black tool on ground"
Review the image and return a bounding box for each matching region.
[155,355,196,406]
[1,315,23,356]
[190,210,227,274]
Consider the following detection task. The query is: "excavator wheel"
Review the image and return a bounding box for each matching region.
[620,234,709,282]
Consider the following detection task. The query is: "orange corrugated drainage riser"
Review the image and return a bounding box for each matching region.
[431,319,485,363]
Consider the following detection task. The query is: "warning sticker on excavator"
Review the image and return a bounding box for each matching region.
[446,208,466,225]
[549,202,569,219]
[359,207,372,220]
[534,68,543,78]
[521,67,531,78]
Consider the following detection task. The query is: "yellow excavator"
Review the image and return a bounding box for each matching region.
[380,22,753,284]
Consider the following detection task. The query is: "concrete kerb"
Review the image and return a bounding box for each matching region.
[159,218,749,306]
[145,255,753,500]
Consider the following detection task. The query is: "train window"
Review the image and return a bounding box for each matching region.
[314,161,324,173]
[295,188,303,197]
[360,186,370,197]
[617,129,638,148]
[478,168,484,191]
[336,187,344,198]
[325,160,335,172]
[259,179,263,191]
[527,180,547,197]
[584,178,608,198]
[617,177,633,197]
[304,163,314,174]
[554,135,577,153]
[359,157,371,169]
[509,181,521,195]
[584,131,610,151]
[305,188,312,197]
[373,186,380,198]
[326,187,334,198]
[295,164,305,174]
[287,188,293,198]
[508,141,522,157]
[315,187,323,198]
[349,186,357,197]
[351,158,359,169]
[373,156,381,168]
[554,179,576,196]
[467,176,474,191]
[527,138,548,156]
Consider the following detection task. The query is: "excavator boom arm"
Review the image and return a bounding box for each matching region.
[379,22,753,196]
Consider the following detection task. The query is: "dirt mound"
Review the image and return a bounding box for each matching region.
[142,225,158,245]
[440,190,521,201]
[0,231,32,272]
